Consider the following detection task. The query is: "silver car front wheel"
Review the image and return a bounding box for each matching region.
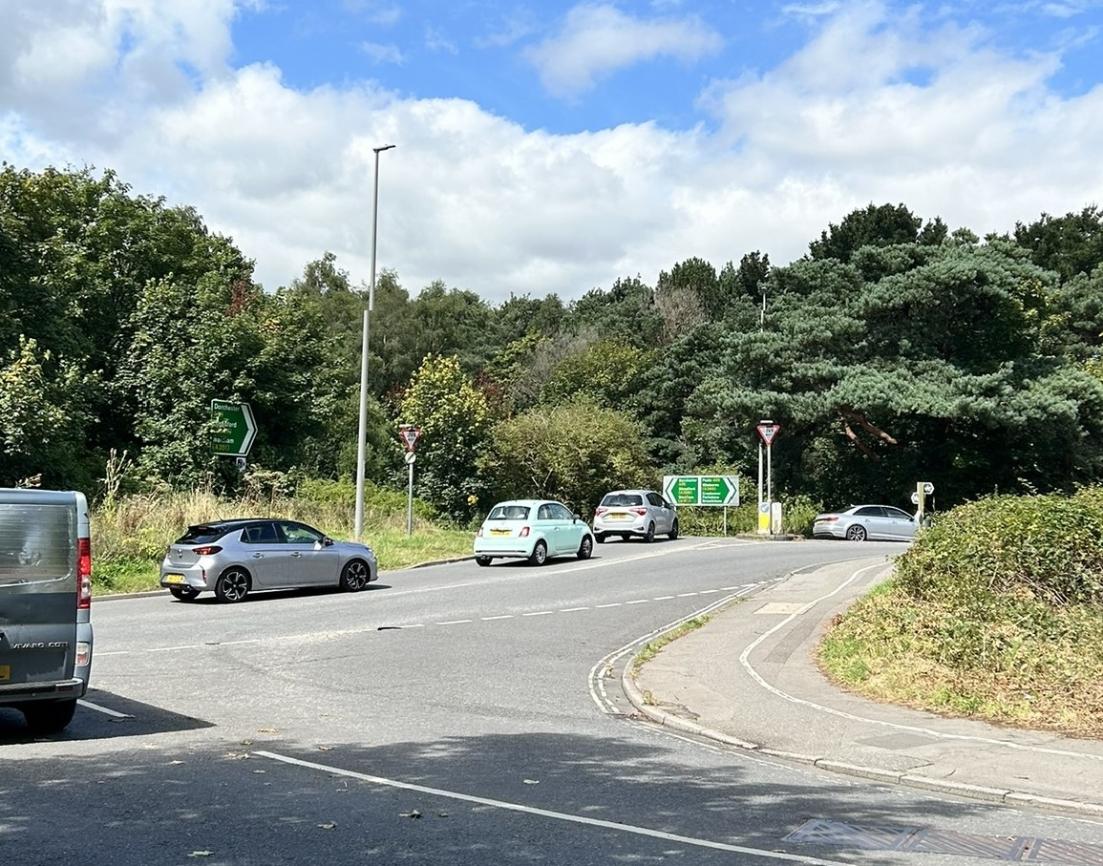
[340,559,371,592]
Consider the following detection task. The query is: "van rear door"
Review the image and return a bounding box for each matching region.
[0,492,78,692]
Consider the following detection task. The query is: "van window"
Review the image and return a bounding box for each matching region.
[0,503,74,586]
[601,494,643,507]
[176,524,232,545]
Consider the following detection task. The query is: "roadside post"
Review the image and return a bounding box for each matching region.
[913,481,934,524]
[663,475,739,535]
[399,424,421,536]
[755,421,781,534]
[210,400,257,471]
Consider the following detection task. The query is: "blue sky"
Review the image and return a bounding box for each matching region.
[2,0,1102,298]
[231,0,1102,131]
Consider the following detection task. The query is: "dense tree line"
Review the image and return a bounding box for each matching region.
[2,167,1102,519]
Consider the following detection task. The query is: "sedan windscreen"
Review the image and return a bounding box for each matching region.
[601,494,643,507]
[175,525,231,544]
[488,506,530,520]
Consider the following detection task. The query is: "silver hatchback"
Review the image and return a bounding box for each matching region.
[593,490,678,543]
[159,519,378,603]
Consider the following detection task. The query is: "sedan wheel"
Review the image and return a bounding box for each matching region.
[475,555,492,567]
[846,524,867,542]
[215,568,250,603]
[169,586,199,602]
[340,559,371,592]
[529,540,548,566]
[643,522,655,543]
[577,535,593,561]
[668,519,679,541]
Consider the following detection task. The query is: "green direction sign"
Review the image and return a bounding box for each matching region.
[663,475,739,507]
[210,400,257,457]
[665,476,700,506]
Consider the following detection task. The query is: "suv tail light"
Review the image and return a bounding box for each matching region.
[595,506,608,516]
[77,537,92,610]
[519,526,531,537]
[631,507,647,516]
[192,545,223,556]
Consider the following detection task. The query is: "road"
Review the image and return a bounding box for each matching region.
[2,537,1101,865]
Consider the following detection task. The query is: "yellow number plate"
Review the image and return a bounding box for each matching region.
[0,665,10,683]
[489,529,512,537]
[609,511,630,520]
[163,574,186,585]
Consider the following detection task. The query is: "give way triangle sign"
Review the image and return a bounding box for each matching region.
[756,422,781,446]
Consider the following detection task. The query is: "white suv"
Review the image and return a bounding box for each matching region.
[593,489,678,543]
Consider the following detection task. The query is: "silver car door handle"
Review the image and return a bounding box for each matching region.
[253,553,263,558]
[290,552,302,558]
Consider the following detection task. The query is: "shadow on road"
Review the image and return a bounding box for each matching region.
[0,729,1005,865]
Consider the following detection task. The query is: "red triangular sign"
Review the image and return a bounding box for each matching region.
[756,423,781,446]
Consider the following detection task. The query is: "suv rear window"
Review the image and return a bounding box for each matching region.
[601,494,643,507]
[175,525,232,545]
[488,505,530,520]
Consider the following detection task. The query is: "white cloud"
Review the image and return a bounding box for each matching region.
[360,41,405,64]
[524,3,723,98]
[424,27,459,55]
[2,0,1102,304]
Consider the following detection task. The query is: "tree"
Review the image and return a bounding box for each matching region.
[567,276,662,347]
[480,401,653,514]
[399,355,491,521]
[809,203,944,262]
[542,340,653,408]
[656,257,720,320]
[1015,206,1103,281]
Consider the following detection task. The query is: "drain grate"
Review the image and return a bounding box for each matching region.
[785,820,1103,866]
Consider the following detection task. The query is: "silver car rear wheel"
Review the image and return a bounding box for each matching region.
[215,567,251,603]
[340,559,371,592]
[846,524,867,542]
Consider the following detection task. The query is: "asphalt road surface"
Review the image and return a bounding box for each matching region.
[3,537,1101,865]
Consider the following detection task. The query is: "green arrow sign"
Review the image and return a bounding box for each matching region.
[210,400,257,457]
[663,475,739,507]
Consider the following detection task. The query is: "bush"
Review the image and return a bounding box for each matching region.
[897,488,1103,606]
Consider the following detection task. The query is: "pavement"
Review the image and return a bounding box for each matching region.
[630,556,1103,818]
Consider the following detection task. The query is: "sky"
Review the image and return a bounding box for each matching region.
[1,0,1102,300]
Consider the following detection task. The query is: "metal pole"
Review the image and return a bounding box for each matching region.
[354,144,395,541]
[766,442,773,534]
[723,506,728,537]
[757,443,763,507]
[407,461,414,536]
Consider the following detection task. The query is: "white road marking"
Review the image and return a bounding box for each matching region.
[739,562,1103,763]
[558,607,589,613]
[625,599,650,605]
[437,619,472,626]
[652,595,675,601]
[676,592,698,598]
[255,750,851,866]
[594,602,622,609]
[522,610,553,617]
[77,699,132,719]
[481,615,513,621]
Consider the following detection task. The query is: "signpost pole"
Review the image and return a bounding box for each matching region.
[757,443,763,510]
[407,460,414,536]
[723,507,728,537]
[766,441,773,534]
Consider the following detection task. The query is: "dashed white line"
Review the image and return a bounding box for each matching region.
[78,699,132,719]
[676,592,698,598]
[481,614,513,621]
[595,602,622,608]
[625,599,650,605]
[437,619,472,626]
[256,750,852,866]
[522,610,553,617]
[559,607,590,613]
[652,595,675,601]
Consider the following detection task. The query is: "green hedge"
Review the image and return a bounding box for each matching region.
[676,494,822,537]
[897,488,1103,607]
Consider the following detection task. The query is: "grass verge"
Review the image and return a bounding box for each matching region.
[819,577,1103,739]
[631,615,713,676]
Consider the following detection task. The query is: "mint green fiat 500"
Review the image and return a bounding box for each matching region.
[473,500,595,567]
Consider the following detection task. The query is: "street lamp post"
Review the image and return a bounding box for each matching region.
[354,143,396,541]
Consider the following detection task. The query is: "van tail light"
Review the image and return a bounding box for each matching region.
[77,537,92,610]
[631,507,647,516]
[595,507,608,516]
[519,526,531,537]
[192,546,223,556]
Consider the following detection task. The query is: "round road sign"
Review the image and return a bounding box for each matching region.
[404,452,416,465]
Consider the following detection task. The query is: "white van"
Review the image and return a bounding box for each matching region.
[0,489,94,733]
